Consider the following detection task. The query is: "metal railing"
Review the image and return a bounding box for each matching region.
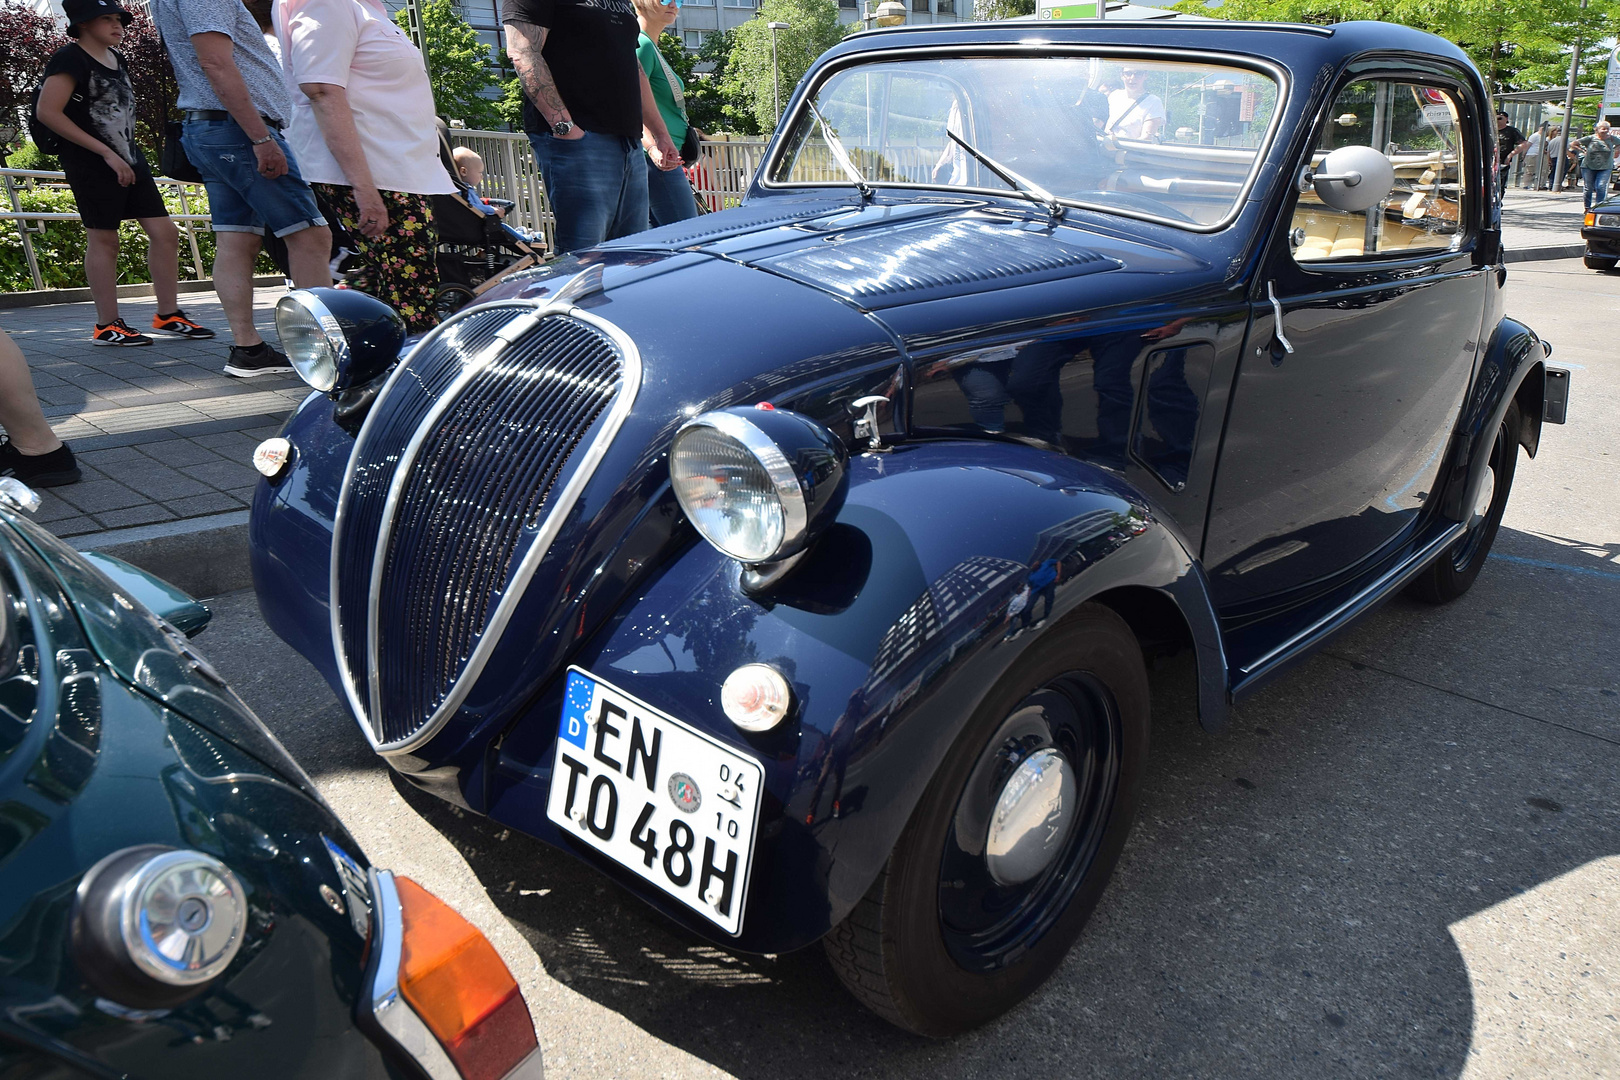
[1,135,771,292]
[446,131,771,245]
[1,167,210,293]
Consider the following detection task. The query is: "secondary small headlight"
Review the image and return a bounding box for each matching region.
[275,288,405,394]
[670,406,848,566]
[72,845,249,1008]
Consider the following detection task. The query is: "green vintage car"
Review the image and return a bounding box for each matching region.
[0,479,543,1080]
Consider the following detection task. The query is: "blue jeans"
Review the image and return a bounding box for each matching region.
[182,119,325,237]
[645,155,699,229]
[1583,167,1613,210]
[529,130,649,255]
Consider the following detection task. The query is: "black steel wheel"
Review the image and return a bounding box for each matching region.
[1584,253,1618,271]
[823,604,1150,1036]
[1409,401,1519,604]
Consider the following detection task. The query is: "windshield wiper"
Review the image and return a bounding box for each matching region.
[946,130,1065,223]
[805,101,874,201]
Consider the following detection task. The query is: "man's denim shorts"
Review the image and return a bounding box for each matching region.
[182,119,327,238]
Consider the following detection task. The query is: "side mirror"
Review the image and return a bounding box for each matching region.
[1309,144,1395,213]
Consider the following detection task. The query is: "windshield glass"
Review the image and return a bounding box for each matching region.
[768,55,1282,228]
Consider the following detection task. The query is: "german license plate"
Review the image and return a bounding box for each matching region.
[545,667,763,935]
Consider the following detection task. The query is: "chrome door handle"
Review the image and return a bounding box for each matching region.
[1267,281,1295,355]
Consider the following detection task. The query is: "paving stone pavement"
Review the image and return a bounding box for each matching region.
[2,288,305,538]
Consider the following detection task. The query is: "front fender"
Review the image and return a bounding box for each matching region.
[488,439,1226,951]
[1440,317,1545,523]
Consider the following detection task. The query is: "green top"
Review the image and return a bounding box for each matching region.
[637,33,688,150]
[1576,134,1616,173]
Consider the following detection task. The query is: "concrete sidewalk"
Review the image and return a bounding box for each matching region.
[1499,187,1592,260]
[5,286,305,592]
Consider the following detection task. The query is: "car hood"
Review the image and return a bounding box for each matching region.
[346,196,1216,766]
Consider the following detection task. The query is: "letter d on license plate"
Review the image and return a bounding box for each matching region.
[546,667,763,935]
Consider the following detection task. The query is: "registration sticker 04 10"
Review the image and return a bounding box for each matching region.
[546,667,764,936]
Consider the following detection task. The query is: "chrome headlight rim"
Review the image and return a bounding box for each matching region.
[672,410,811,565]
[116,848,249,986]
[275,290,349,393]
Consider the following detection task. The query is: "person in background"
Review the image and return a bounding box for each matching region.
[1572,121,1618,211]
[451,146,506,217]
[1522,125,1544,190]
[632,0,698,228]
[275,0,456,332]
[1495,111,1527,197]
[36,0,215,347]
[1544,126,1565,190]
[154,0,332,377]
[1106,66,1165,141]
[0,328,80,488]
[501,0,681,254]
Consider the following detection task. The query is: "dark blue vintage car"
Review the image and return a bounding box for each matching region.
[1583,193,1620,269]
[250,19,1570,1035]
[0,481,542,1079]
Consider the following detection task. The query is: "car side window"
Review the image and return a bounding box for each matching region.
[1291,80,1469,262]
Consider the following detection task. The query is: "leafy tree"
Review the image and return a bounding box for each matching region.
[0,3,64,146]
[120,9,179,164]
[975,0,1036,18]
[395,0,502,129]
[1171,0,1618,97]
[692,27,759,135]
[722,0,849,134]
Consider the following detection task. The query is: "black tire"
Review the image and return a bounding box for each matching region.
[1408,401,1519,604]
[434,283,476,321]
[823,604,1150,1036]
[1584,254,1618,271]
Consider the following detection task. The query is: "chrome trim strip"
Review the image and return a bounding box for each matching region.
[362,869,459,1080]
[329,300,538,748]
[368,305,643,756]
[364,308,549,730]
[759,44,1291,235]
[1235,522,1466,688]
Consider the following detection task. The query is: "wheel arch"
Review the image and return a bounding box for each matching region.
[1440,317,1546,523]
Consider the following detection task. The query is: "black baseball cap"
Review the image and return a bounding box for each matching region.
[64,0,134,36]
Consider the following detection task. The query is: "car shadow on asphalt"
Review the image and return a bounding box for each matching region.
[372,527,1620,1079]
[220,526,1620,1078]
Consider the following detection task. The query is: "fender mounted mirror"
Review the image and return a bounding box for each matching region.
[1309,144,1396,213]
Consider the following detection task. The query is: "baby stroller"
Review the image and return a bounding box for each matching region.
[430,122,544,318]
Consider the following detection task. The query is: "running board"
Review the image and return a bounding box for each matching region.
[1230,522,1466,698]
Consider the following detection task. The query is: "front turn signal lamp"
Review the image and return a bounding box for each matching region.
[396,877,538,1080]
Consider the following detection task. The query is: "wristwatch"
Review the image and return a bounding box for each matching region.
[251,133,276,145]
[551,120,574,137]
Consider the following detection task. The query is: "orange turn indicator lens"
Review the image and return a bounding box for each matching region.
[396,877,537,1080]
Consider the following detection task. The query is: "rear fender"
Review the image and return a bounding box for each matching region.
[491,439,1227,951]
[1440,318,1545,523]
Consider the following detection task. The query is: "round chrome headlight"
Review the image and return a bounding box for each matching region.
[72,845,249,1007]
[670,407,848,565]
[275,292,345,392]
[275,287,406,394]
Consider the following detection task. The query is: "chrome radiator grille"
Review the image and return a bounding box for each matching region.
[331,305,629,750]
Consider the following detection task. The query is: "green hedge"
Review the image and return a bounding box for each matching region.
[1,164,279,292]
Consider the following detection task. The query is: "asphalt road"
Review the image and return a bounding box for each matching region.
[195,257,1619,1079]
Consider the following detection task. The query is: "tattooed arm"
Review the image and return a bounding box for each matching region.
[504,22,582,139]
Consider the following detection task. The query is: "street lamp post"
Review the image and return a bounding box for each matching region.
[1552,0,1588,195]
[859,0,907,27]
[768,21,791,123]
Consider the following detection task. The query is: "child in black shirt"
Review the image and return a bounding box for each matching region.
[36,0,214,345]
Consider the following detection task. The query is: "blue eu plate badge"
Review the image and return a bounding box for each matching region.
[548,666,763,935]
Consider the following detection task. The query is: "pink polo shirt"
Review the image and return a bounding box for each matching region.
[274,0,455,195]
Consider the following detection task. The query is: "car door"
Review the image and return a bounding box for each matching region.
[1204,71,1487,609]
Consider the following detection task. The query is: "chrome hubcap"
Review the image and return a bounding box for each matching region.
[985,748,1077,886]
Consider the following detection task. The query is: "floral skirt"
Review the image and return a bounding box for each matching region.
[313,184,440,332]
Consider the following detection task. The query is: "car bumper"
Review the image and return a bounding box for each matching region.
[1580,226,1620,257]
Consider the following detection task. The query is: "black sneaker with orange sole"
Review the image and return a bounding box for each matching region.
[0,439,81,488]
[152,309,217,339]
[91,319,152,346]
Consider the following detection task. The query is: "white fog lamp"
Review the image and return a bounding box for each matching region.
[669,406,848,568]
[722,663,793,731]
